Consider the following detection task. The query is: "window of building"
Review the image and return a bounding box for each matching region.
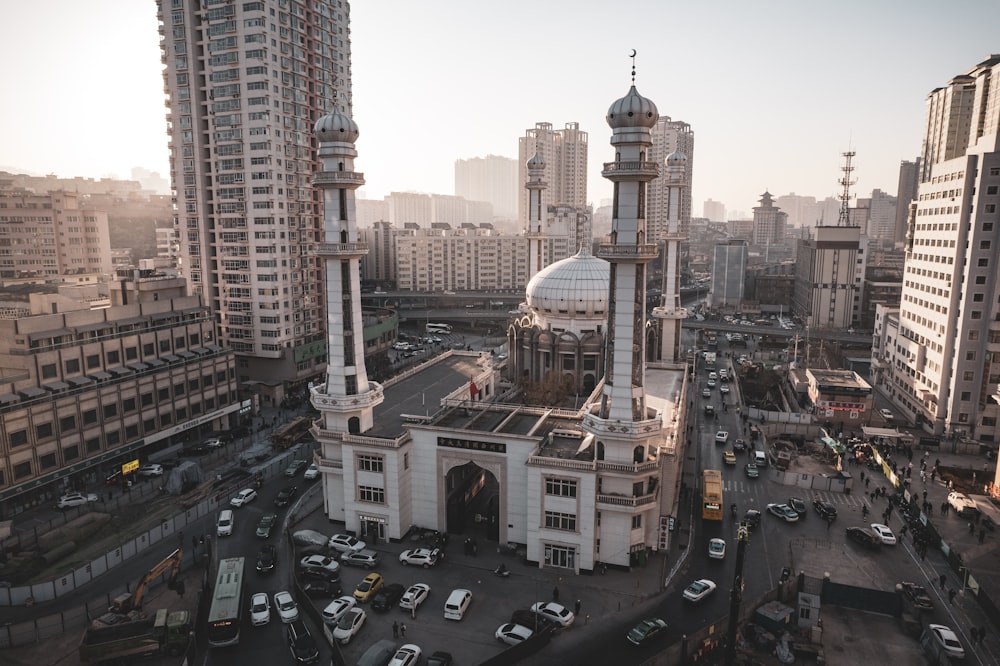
[544,511,577,531]
[543,544,576,569]
[358,486,385,503]
[63,445,80,461]
[988,185,999,195]
[986,205,997,214]
[357,455,383,472]
[161,412,172,426]
[981,240,992,250]
[174,382,185,396]
[83,409,97,425]
[60,415,76,432]
[39,453,57,470]
[972,311,983,320]
[87,354,101,369]
[86,437,101,452]
[175,336,185,349]
[545,478,578,497]
[123,397,137,412]
[961,391,972,401]
[125,346,138,360]
[159,387,170,401]
[36,422,53,439]
[977,276,987,284]
[104,404,118,418]
[176,407,187,421]
[959,413,970,423]
[143,343,155,357]
[632,515,642,529]
[107,431,121,446]
[967,351,977,361]
[143,418,156,433]
[9,430,27,447]
[41,363,57,379]
[970,330,980,341]
[403,453,409,470]
[964,371,975,381]
[13,462,31,480]
[188,379,200,391]
[141,392,154,406]
[979,258,989,267]
[125,424,139,440]
[65,358,80,374]
[107,350,120,364]
[160,339,171,352]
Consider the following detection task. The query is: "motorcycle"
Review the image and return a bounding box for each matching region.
[493,564,510,578]
[731,503,738,518]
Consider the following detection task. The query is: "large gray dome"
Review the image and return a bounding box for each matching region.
[314,109,359,143]
[606,85,658,129]
[525,248,610,318]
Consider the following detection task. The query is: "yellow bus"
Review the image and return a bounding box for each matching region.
[702,470,724,521]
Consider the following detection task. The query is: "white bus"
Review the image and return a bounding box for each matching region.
[426,323,452,334]
[207,557,245,648]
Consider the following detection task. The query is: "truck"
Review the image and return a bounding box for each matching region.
[270,415,313,450]
[79,608,192,664]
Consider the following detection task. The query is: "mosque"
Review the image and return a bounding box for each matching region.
[309,71,692,573]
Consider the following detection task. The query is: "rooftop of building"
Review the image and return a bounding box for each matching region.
[806,368,871,391]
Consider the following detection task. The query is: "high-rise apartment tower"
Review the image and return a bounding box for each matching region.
[517,122,588,224]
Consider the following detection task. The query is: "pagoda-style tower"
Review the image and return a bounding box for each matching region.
[651,149,688,366]
[310,109,384,520]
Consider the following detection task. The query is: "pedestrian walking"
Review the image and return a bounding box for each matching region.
[980,529,986,544]
[400,623,407,637]
[553,586,560,602]
[970,522,976,535]
[939,573,947,590]
[574,599,581,615]
[971,628,979,645]
[392,621,399,638]
[948,588,957,605]
[826,517,832,531]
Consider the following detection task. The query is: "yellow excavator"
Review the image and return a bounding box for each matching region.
[109,547,184,616]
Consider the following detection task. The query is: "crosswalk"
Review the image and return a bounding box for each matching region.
[722,478,873,511]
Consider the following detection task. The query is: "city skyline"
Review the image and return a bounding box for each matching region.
[2,1,1000,215]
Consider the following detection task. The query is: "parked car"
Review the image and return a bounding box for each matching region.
[766,503,800,522]
[627,617,668,646]
[256,544,278,574]
[203,437,224,449]
[275,485,298,507]
[926,624,964,659]
[496,623,533,646]
[878,408,894,421]
[137,464,164,478]
[302,580,341,599]
[947,491,979,516]
[870,523,897,545]
[787,497,807,517]
[371,583,405,612]
[304,464,320,480]
[341,550,381,569]
[354,572,384,603]
[399,548,440,568]
[274,590,299,623]
[299,554,340,575]
[292,529,329,549]
[899,582,934,610]
[56,493,98,509]
[284,459,308,477]
[846,526,882,549]
[328,533,367,554]
[256,513,278,539]
[250,592,271,626]
[287,619,320,663]
[399,583,431,611]
[322,596,357,625]
[333,607,367,644]
[530,601,575,627]
[387,644,421,666]
[683,579,717,602]
[426,652,453,666]
[230,488,258,507]
[708,538,726,560]
[813,499,838,520]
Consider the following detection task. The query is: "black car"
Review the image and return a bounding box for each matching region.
[179,442,210,456]
[733,438,747,452]
[510,609,558,633]
[302,580,342,599]
[275,485,298,507]
[742,509,762,529]
[427,652,454,666]
[813,499,838,520]
[788,497,807,517]
[846,526,881,549]
[287,620,320,663]
[298,567,341,584]
[371,583,405,612]
[744,463,759,479]
[256,544,278,574]
[900,582,934,610]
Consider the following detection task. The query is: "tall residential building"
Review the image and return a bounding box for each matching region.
[0,190,112,283]
[703,199,725,223]
[454,155,518,220]
[156,0,352,397]
[710,240,748,308]
[517,122,588,224]
[894,159,920,245]
[792,225,861,330]
[751,191,787,247]
[395,228,527,292]
[856,189,897,243]
[647,116,694,239]
[356,198,389,228]
[873,55,1000,441]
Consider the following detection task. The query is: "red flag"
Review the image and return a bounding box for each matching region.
[470,377,479,398]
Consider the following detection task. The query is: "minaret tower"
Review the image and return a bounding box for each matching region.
[651,149,688,366]
[310,109,384,518]
[524,150,548,283]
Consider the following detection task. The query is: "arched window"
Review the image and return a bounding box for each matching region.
[348,416,361,434]
[633,445,644,463]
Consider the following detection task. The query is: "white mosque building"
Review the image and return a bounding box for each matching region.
[310,75,691,573]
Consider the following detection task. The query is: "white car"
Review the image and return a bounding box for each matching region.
[56,493,98,509]
[496,622,533,646]
[870,523,897,545]
[683,579,717,602]
[927,624,965,659]
[137,464,164,477]
[299,554,341,575]
[321,596,357,625]
[230,488,257,507]
[250,592,271,626]
[530,601,575,627]
[719,384,730,394]
[387,644,421,666]
[274,590,299,623]
[304,463,320,480]
[399,548,440,568]
[714,431,729,444]
[328,533,367,554]
[204,438,224,449]
[878,408,894,421]
[399,583,430,610]
[708,538,726,559]
[333,607,366,644]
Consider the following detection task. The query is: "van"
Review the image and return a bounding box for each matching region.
[443,588,472,621]
[217,509,235,537]
[753,450,767,468]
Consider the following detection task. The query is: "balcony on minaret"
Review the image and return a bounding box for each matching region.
[660,231,687,242]
[601,160,660,180]
[652,305,688,319]
[312,171,366,187]
[314,241,369,258]
[596,243,659,262]
[524,229,547,239]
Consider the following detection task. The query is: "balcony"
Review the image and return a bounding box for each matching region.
[314,242,369,258]
[596,243,659,262]
[601,160,660,180]
[596,492,658,509]
[313,171,366,187]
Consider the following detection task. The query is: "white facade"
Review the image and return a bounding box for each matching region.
[395,228,527,292]
[647,117,694,239]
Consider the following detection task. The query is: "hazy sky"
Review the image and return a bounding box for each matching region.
[3,1,999,216]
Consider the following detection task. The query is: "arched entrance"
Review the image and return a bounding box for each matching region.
[445,461,500,542]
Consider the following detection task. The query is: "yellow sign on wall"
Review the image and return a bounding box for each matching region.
[122,459,140,475]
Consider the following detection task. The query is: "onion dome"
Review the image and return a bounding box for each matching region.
[606,85,658,129]
[314,109,359,143]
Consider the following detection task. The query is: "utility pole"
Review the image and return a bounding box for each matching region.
[724,524,750,665]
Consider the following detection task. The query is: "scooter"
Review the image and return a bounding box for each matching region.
[493,564,510,578]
